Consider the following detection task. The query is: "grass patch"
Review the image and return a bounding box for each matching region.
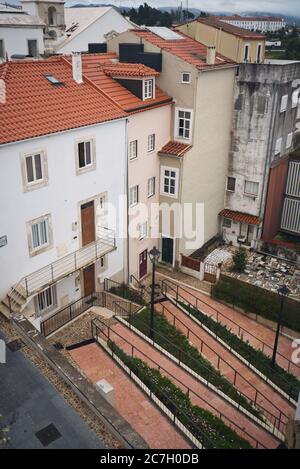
[177,299,300,402]
[129,308,263,420]
[108,341,252,449]
[109,282,145,305]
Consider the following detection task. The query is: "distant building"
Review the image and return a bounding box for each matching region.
[0,3,45,60]
[177,16,266,64]
[56,7,134,54]
[216,15,286,33]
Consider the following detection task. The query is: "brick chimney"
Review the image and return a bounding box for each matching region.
[207,46,216,65]
[72,52,82,84]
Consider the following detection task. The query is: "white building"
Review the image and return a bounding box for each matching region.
[217,15,286,33]
[0,55,127,331]
[0,4,45,60]
[56,7,134,54]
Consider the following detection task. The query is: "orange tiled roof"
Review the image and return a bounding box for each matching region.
[159,140,192,157]
[130,28,235,70]
[76,54,172,113]
[196,17,265,40]
[103,62,159,78]
[0,58,126,145]
[220,209,261,226]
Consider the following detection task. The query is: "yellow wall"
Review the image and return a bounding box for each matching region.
[178,21,265,64]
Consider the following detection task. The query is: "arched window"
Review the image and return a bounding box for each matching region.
[48,7,57,26]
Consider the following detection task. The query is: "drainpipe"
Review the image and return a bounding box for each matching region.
[125,118,130,284]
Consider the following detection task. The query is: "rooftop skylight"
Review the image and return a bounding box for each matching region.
[147,27,184,41]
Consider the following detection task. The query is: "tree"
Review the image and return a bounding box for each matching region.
[232,247,248,273]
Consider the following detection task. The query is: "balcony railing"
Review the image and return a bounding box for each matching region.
[9,227,116,305]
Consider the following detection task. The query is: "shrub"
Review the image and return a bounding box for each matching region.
[129,308,263,420]
[109,282,145,305]
[108,341,252,449]
[232,247,248,272]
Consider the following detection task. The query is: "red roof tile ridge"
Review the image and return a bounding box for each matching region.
[60,55,126,114]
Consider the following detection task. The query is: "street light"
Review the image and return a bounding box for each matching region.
[271,284,290,368]
[148,246,161,341]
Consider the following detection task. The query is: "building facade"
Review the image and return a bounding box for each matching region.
[216,15,286,33]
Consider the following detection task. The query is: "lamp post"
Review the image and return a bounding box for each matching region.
[148,246,161,341]
[271,284,290,368]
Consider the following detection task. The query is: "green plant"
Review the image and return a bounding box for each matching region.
[178,300,300,401]
[232,247,248,272]
[108,341,252,449]
[129,308,263,420]
[109,283,145,305]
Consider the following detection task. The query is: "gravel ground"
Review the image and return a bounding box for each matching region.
[0,314,121,449]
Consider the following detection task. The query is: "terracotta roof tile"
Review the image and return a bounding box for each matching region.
[220,209,261,225]
[103,62,159,78]
[196,17,265,40]
[0,58,126,145]
[158,140,192,157]
[131,28,235,69]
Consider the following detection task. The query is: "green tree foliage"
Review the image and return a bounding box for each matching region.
[122,3,195,27]
[232,247,248,272]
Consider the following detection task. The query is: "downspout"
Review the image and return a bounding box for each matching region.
[125,117,130,284]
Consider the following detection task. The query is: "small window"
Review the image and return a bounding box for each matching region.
[45,74,63,86]
[227,177,236,192]
[28,39,38,58]
[275,137,282,155]
[280,95,288,113]
[35,286,57,315]
[21,150,48,191]
[138,221,147,240]
[181,72,191,84]
[148,134,155,152]
[292,89,299,109]
[28,214,52,256]
[143,79,153,100]
[76,138,95,173]
[286,132,293,149]
[244,44,250,62]
[223,217,232,228]
[129,140,138,160]
[176,109,192,140]
[257,44,262,63]
[0,40,5,60]
[244,180,259,196]
[147,177,155,197]
[161,166,178,197]
[25,153,43,184]
[129,185,138,207]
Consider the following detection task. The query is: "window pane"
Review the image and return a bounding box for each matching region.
[78,142,85,168]
[85,142,91,165]
[32,223,40,248]
[227,177,236,191]
[34,154,42,180]
[40,220,48,245]
[26,156,34,183]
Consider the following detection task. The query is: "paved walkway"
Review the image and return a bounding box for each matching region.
[159,274,300,378]
[156,299,295,435]
[69,343,191,449]
[105,321,279,449]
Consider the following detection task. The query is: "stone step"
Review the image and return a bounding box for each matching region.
[0,301,11,319]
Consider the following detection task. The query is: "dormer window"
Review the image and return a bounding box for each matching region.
[143,79,153,100]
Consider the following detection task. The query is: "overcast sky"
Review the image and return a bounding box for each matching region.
[67,0,299,16]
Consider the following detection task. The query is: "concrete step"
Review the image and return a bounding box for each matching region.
[3,297,21,313]
[0,301,11,319]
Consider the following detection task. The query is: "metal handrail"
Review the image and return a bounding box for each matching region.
[8,229,116,308]
[155,300,288,435]
[130,274,151,298]
[92,317,267,449]
[161,278,300,376]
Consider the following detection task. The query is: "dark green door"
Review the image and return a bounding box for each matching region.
[162,237,173,265]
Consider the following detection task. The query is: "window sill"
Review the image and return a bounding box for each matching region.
[243,193,258,198]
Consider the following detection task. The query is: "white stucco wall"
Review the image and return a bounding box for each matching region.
[0,26,44,59]
[57,9,132,54]
[0,118,127,302]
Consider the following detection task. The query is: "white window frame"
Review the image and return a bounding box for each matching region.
[286,132,293,149]
[129,185,139,207]
[35,285,57,316]
[75,136,96,174]
[160,166,179,198]
[143,78,154,100]
[138,221,148,240]
[280,95,288,113]
[147,134,155,152]
[181,72,191,84]
[223,217,232,228]
[292,89,300,109]
[27,213,52,256]
[175,108,193,141]
[275,137,282,155]
[147,176,155,198]
[20,149,48,192]
[244,180,259,197]
[129,140,138,160]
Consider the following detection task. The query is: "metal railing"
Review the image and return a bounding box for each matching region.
[161,278,300,377]
[8,228,115,310]
[92,317,267,449]
[154,300,288,436]
[104,277,145,305]
[130,274,151,301]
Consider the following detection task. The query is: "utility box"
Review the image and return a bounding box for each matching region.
[96,379,115,407]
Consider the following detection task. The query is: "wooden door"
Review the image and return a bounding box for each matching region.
[83,264,95,297]
[139,249,148,279]
[161,237,173,265]
[81,201,95,246]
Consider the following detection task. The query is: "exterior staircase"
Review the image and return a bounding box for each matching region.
[0,228,116,320]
